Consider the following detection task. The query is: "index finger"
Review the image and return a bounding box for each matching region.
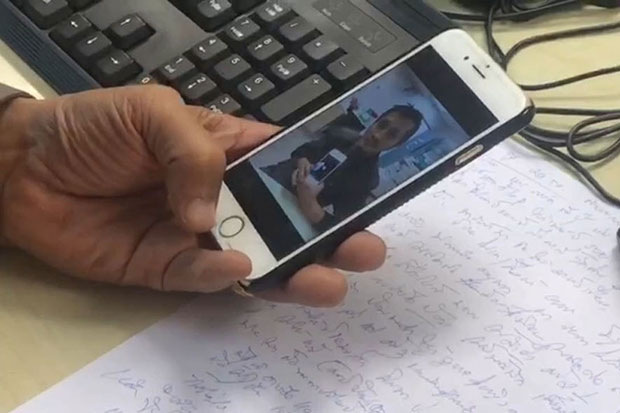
[254,231,386,307]
[326,231,387,272]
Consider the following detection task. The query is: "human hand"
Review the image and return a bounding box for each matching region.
[294,166,323,199]
[291,157,312,188]
[294,165,325,224]
[295,157,312,179]
[0,85,386,307]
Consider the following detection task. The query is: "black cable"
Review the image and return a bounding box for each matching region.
[446,1,620,206]
[501,20,620,91]
[567,113,620,161]
[491,8,620,205]
[536,107,620,116]
[443,0,581,22]
[519,65,620,91]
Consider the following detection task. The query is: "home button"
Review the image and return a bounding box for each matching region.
[218,216,245,238]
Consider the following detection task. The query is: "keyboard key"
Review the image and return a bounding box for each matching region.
[302,35,343,70]
[178,73,219,104]
[220,17,262,50]
[278,16,319,48]
[261,75,332,124]
[156,56,197,84]
[67,0,98,9]
[192,0,236,32]
[187,37,230,71]
[324,54,369,90]
[206,94,243,116]
[23,0,72,29]
[213,54,252,85]
[72,32,112,68]
[107,14,153,50]
[247,35,285,67]
[91,49,141,86]
[254,1,294,31]
[237,73,277,107]
[50,13,94,50]
[231,0,262,12]
[270,54,308,88]
[130,74,159,86]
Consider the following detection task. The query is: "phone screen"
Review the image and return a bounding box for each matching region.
[226,46,499,260]
[310,151,346,182]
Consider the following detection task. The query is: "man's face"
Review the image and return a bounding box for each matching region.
[359,112,415,153]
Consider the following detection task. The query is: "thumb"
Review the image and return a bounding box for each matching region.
[140,88,226,233]
[185,106,280,160]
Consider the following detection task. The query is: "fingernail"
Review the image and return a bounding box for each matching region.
[185,199,215,231]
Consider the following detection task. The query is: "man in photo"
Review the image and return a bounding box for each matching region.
[262,101,424,232]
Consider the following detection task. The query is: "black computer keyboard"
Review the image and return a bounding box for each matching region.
[0,0,455,127]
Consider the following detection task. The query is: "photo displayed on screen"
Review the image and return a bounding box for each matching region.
[247,58,473,244]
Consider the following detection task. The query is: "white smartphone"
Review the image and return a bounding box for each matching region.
[211,28,534,292]
[305,149,347,187]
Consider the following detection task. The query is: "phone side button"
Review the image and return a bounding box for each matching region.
[218,216,245,238]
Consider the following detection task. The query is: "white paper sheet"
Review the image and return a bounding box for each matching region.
[11,141,620,413]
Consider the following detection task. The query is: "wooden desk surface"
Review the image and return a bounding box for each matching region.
[1,6,619,412]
